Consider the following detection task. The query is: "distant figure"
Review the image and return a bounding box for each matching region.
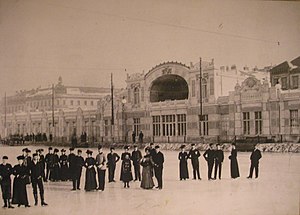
[247,144,262,179]
[152,145,164,189]
[132,131,136,143]
[229,143,240,179]
[84,150,97,191]
[120,154,133,188]
[71,135,77,148]
[213,144,224,180]
[188,144,201,180]
[0,156,14,208]
[131,145,142,181]
[107,147,120,183]
[138,131,144,143]
[140,148,155,190]
[203,144,214,180]
[75,150,84,190]
[96,145,106,191]
[178,145,189,180]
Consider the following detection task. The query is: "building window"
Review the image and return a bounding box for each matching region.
[191,80,195,97]
[177,114,186,136]
[292,76,299,89]
[133,88,140,104]
[77,100,80,105]
[141,87,144,102]
[290,110,299,127]
[70,100,73,105]
[133,118,140,134]
[199,115,209,136]
[255,111,262,135]
[162,115,176,136]
[210,77,214,95]
[152,116,161,136]
[128,89,131,103]
[202,79,207,98]
[243,112,250,135]
[56,100,59,105]
[63,100,66,105]
[84,101,87,105]
[273,77,279,86]
[220,114,229,136]
[281,77,287,90]
[104,120,109,136]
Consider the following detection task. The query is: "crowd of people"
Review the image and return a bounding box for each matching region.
[0,142,262,210]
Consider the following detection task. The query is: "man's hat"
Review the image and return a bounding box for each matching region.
[78,149,82,153]
[26,149,31,153]
[32,153,38,157]
[191,143,195,146]
[124,146,129,150]
[61,149,66,152]
[133,145,137,148]
[17,155,25,160]
[155,145,160,149]
[69,148,74,151]
[98,145,102,150]
[232,143,236,146]
[54,148,59,153]
[180,145,186,149]
[150,143,154,146]
[39,149,44,152]
[2,156,8,160]
[110,147,115,150]
[48,147,53,150]
[86,150,93,154]
[22,148,28,152]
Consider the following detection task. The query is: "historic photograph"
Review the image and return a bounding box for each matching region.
[0,0,299,214]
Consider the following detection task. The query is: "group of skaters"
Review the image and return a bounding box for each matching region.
[178,143,262,181]
[0,142,262,210]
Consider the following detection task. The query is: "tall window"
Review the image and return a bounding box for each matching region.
[84,101,87,105]
[133,118,140,134]
[177,114,186,136]
[199,115,209,136]
[220,114,229,135]
[209,78,214,95]
[202,79,207,98]
[70,100,73,105]
[152,116,161,136]
[104,120,109,136]
[91,101,94,106]
[292,76,299,89]
[77,100,80,105]
[255,111,262,135]
[133,88,140,104]
[162,115,176,136]
[191,80,195,97]
[290,110,299,127]
[281,77,287,90]
[243,112,250,135]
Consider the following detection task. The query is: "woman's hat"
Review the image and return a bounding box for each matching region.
[17,155,25,160]
[180,145,186,149]
[2,156,8,160]
[54,148,59,153]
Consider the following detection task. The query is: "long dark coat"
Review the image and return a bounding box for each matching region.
[59,154,69,181]
[120,159,133,182]
[178,151,189,180]
[84,157,97,191]
[140,155,154,189]
[50,154,60,181]
[12,164,29,206]
[229,149,240,178]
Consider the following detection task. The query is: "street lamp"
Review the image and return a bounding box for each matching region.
[121,97,127,143]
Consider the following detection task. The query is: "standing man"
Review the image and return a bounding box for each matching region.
[0,156,14,208]
[188,144,201,180]
[37,149,46,181]
[45,147,53,182]
[247,144,262,179]
[29,153,48,206]
[131,145,142,181]
[107,147,120,183]
[152,145,164,189]
[138,131,144,143]
[68,148,77,190]
[132,131,136,144]
[213,144,224,180]
[203,144,215,180]
[95,145,106,191]
[75,150,84,190]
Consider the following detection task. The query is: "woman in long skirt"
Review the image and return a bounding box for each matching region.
[12,155,30,207]
[84,150,97,191]
[178,145,189,180]
[59,149,69,181]
[120,154,133,188]
[229,144,240,179]
[140,148,155,189]
[50,148,60,181]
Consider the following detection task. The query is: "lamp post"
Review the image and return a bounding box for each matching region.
[121,97,127,143]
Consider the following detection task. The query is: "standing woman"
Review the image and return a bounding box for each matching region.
[12,156,30,207]
[178,145,189,180]
[120,154,133,188]
[51,149,60,181]
[84,150,97,191]
[140,148,155,190]
[229,143,240,179]
[59,149,69,181]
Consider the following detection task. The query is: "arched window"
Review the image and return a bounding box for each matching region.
[134,87,140,104]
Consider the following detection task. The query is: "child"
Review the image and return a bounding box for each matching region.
[120,154,133,188]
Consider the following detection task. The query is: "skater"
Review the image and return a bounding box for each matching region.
[75,150,85,190]
[96,145,106,191]
[203,144,215,180]
[59,149,69,181]
[12,155,30,208]
[50,149,60,181]
[229,143,240,179]
[213,144,224,180]
[107,147,120,182]
[188,144,201,180]
[131,145,142,181]
[132,131,136,143]
[247,144,262,179]
[0,156,14,209]
[120,154,133,188]
[29,153,48,206]
[84,150,97,191]
[152,145,164,189]
[178,145,189,180]
[140,148,155,190]
[138,130,144,143]
[68,148,77,190]
[45,147,54,182]
[37,149,46,181]
[121,145,131,160]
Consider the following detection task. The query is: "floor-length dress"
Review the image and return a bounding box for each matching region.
[84,157,97,191]
[178,152,189,180]
[140,155,154,189]
[12,164,29,206]
[59,154,69,181]
[229,149,240,179]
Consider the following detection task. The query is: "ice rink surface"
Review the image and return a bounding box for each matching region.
[0,145,299,215]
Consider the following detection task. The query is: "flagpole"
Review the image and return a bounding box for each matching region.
[111,73,114,142]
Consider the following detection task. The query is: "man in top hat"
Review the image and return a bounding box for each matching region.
[28,153,48,206]
[45,147,54,182]
[188,144,201,180]
[107,147,120,183]
[74,149,85,190]
[203,144,215,180]
[247,144,262,179]
[131,145,142,181]
[95,145,106,191]
[68,148,77,190]
[0,156,14,208]
[152,145,164,189]
[213,144,224,180]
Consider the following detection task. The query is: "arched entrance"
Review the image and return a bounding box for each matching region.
[150,74,189,102]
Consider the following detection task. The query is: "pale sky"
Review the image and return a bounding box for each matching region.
[0,0,299,95]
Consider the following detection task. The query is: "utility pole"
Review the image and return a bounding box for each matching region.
[111,73,114,142]
[199,57,203,137]
[52,84,55,140]
[4,92,7,138]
